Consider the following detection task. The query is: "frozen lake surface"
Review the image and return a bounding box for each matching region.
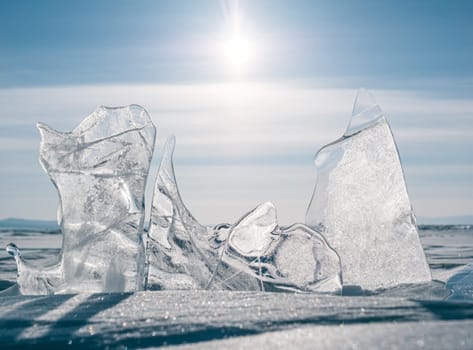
[0,226,472,349]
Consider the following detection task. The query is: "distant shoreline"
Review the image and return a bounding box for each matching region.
[0,217,472,233]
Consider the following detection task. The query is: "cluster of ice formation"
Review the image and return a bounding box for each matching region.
[146,136,261,292]
[6,89,432,295]
[305,89,431,291]
[146,137,342,293]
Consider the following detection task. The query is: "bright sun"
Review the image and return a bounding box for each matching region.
[223,34,252,67]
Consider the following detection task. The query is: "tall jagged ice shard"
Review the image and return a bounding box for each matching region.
[147,137,341,294]
[9,105,156,295]
[305,89,431,291]
[146,136,260,291]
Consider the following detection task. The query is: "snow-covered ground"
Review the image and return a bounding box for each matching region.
[1,290,472,349]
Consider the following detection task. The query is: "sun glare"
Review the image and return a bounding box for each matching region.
[223,34,252,67]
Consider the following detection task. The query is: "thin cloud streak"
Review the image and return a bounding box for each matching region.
[0,83,471,222]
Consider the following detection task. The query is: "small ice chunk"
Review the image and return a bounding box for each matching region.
[146,136,260,291]
[223,203,342,294]
[306,89,431,291]
[6,243,62,295]
[9,105,156,294]
[229,202,277,257]
[446,263,473,300]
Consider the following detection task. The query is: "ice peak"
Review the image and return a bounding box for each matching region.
[352,88,376,116]
[160,135,176,171]
[345,88,384,136]
[36,122,66,145]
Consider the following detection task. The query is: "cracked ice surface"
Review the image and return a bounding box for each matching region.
[147,137,341,294]
[305,89,431,291]
[10,105,156,294]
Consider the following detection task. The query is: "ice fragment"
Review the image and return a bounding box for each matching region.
[146,136,260,291]
[305,89,431,291]
[10,105,156,294]
[446,262,473,300]
[222,203,342,293]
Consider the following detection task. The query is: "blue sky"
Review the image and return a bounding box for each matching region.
[1,1,472,88]
[0,1,472,224]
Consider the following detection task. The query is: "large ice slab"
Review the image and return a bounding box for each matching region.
[9,105,156,294]
[305,89,431,291]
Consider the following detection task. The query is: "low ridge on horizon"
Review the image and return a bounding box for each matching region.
[1,216,473,227]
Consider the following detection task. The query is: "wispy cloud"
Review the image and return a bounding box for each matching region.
[0,83,471,222]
